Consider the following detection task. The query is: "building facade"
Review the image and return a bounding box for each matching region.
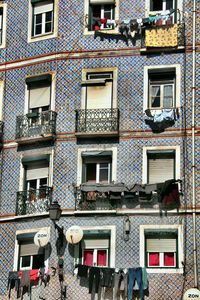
[0,0,200,299]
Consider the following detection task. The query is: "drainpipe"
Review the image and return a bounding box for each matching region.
[191,0,198,289]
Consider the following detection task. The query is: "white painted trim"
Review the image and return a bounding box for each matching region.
[81,67,118,109]
[74,225,116,268]
[24,71,56,114]
[83,0,119,35]
[140,224,184,274]
[142,145,181,184]
[28,0,59,43]
[13,226,51,271]
[77,146,117,186]
[145,0,183,19]
[143,64,181,111]
[0,80,4,120]
[0,3,7,49]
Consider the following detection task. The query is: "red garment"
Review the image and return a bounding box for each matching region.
[30,269,39,283]
[100,18,107,24]
[93,25,100,31]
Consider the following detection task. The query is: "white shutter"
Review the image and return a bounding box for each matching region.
[34,1,53,14]
[82,239,109,249]
[86,82,112,109]
[26,162,49,180]
[29,84,50,109]
[148,157,174,184]
[146,238,176,252]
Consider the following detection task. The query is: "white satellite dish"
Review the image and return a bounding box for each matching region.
[66,226,83,244]
[183,288,200,300]
[34,229,50,247]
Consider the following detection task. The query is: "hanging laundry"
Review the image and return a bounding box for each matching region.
[88,267,101,294]
[128,268,144,300]
[145,24,178,47]
[100,268,115,288]
[7,271,20,299]
[113,269,128,299]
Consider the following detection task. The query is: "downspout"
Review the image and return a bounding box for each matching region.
[191,0,198,288]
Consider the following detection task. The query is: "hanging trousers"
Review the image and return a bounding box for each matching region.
[114,271,128,299]
[88,267,101,294]
[128,268,144,300]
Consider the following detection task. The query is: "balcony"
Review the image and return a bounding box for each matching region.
[75,108,119,138]
[141,23,185,52]
[16,111,57,144]
[74,180,182,211]
[16,187,53,216]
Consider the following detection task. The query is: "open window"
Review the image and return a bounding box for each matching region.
[74,226,116,268]
[148,69,175,109]
[149,0,177,24]
[82,151,112,184]
[147,150,175,184]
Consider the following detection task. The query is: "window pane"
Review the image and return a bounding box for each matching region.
[99,163,109,182]
[163,85,173,107]
[166,0,174,10]
[46,11,52,22]
[92,5,101,18]
[151,86,160,107]
[164,252,175,266]
[35,24,42,35]
[104,5,112,19]
[28,180,37,190]
[45,22,52,33]
[97,250,107,266]
[35,14,42,24]
[83,250,94,266]
[32,254,45,269]
[21,256,31,268]
[151,0,163,11]
[86,164,96,182]
[148,252,160,266]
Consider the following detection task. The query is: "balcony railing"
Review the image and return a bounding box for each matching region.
[141,23,185,50]
[75,108,119,136]
[16,110,57,141]
[16,187,53,215]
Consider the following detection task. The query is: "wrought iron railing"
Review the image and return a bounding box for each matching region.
[16,110,57,139]
[16,187,53,215]
[141,23,185,49]
[75,108,119,134]
[75,189,117,210]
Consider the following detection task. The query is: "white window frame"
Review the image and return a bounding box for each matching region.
[82,248,109,267]
[147,252,176,268]
[149,80,175,109]
[140,224,184,274]
[0,3,7,49]
[142,145,180,184]
[143,64,181,111]
[145,0,182,20]
[84,0,119,35]
[28,0,59,43]
[74,225,116,268]
[0,81,4,121]
[19,150,54,193]
[77,146,117,186]
[83,160,111,184]
[13,227,50,271]
[33,2,53,37]
[24,72,56,114]
[81,67,118,110]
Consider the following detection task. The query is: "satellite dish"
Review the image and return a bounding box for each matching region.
[66,226,83,244]
[34,229,50,247]
[183,288,200,300]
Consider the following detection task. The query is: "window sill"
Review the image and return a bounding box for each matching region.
[84,28,119,36]
[146,268,183,274]
[28,32,57,43]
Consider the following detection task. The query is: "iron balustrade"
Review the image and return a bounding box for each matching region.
[141,23,185,49]
[16,187,53,215]
[75,108,119,134]
[16,110,57,139]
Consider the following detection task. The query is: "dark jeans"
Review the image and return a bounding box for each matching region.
[89,267,101,294]
[128,268,144,300]
[100,268,115,288]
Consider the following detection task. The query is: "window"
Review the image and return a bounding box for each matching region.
[140,225,183,273]
[81,151,112,184]
[29,0,58,42]
[74,226,116,268]
[14,229,50,271]
[149,0,177,24]
[0,4,7,48]
[143,65,181,111]
[26,75,51,125]
[147,150,175,184]
[32,0,54,37]
[148,70,175,109]
[82,72,113,109]
[84,0,119,34]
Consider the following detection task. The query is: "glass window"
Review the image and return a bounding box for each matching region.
[89,3,115,31]
[32,1,54,37]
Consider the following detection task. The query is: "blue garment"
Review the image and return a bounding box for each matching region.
[128,267,144,300]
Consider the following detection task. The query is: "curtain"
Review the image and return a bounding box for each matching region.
[164,253,175,266]
[97,250,107,266]
[83,250,94,266]
[149,252,159,266]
